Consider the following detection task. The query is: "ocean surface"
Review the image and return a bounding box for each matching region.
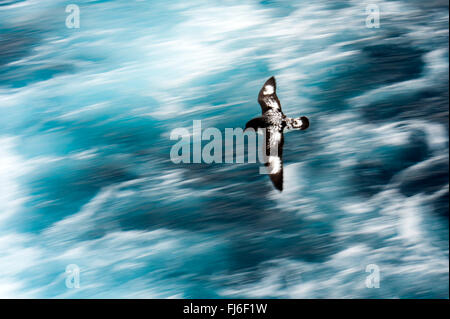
[0,0,448,298]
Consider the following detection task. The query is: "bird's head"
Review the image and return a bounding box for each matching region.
[292,116,309,130]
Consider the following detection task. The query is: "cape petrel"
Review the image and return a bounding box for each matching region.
[245,76,309,191]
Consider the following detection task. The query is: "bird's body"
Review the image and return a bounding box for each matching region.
[245,76,309,191]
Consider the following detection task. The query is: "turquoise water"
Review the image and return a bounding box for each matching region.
[0,0,448,298]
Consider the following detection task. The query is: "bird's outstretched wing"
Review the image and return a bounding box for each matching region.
[263,127,284,191]
[258,76,282,114]
[245,116,269,131]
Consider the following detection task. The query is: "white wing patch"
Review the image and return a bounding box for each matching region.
[268,156,282,174]
[265,98,279,110]
[263,85,274,95]
[270,131,282,147]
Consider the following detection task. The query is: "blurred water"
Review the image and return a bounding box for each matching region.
[0,0,448,298]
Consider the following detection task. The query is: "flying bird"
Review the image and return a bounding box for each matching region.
[245,76,309,191]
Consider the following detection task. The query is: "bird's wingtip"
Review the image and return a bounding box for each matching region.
[264,76,276,89]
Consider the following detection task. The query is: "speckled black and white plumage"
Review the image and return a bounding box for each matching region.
[245,76,309,191]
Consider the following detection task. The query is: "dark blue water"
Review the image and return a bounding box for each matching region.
[0,0,448,298]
